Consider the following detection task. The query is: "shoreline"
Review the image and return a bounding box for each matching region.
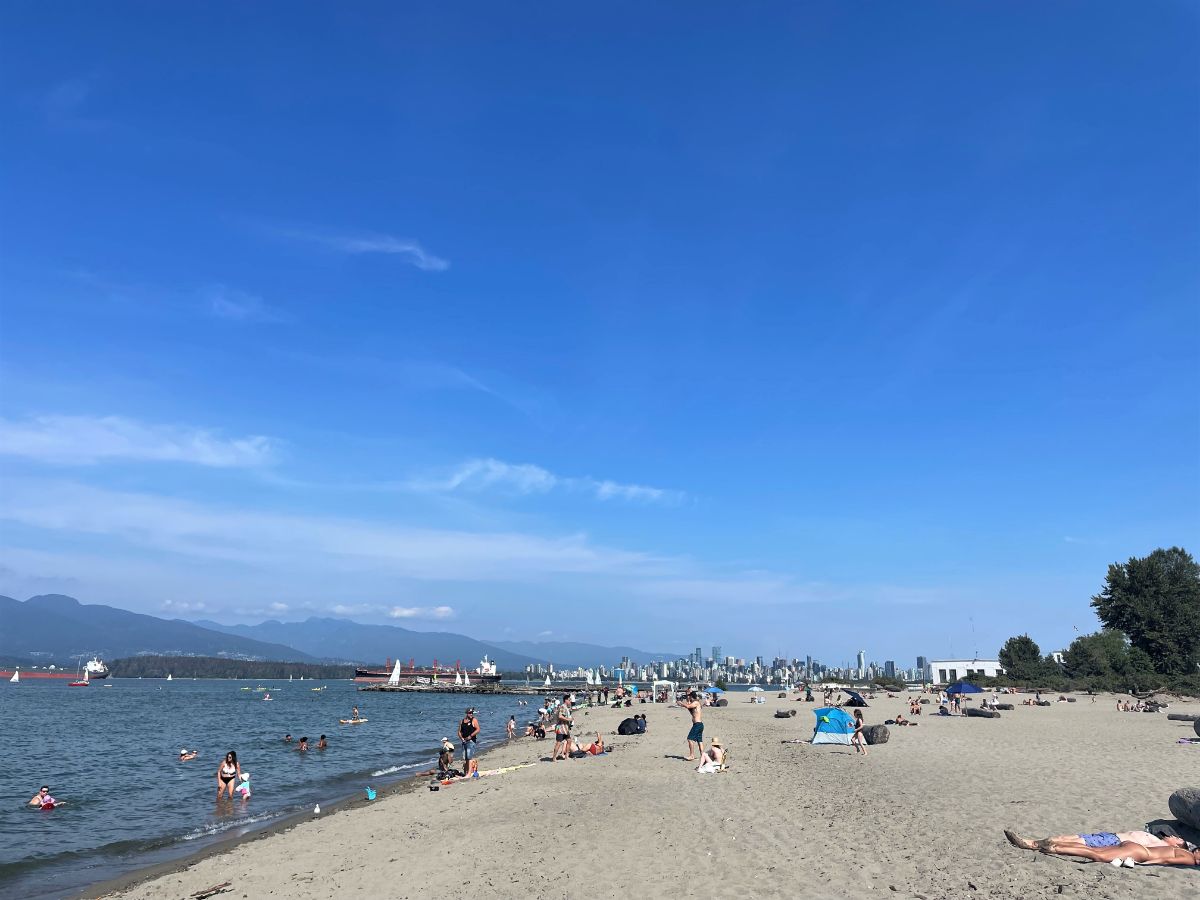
[82,731,517,900]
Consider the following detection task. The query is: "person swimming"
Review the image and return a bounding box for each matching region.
[297,736,309,752]
[29,786,59,808]
[179,748,198,761]
[317,735,327,750]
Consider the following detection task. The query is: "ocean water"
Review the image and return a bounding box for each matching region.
[0,678,531,899]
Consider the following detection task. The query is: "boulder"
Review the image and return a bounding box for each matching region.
[716,698,728,707]
[1168,788,1200,831]
[995,703,1015,711]
[774,709,797,718]
[965,707,1000,719]
[919,698,930,704]
[778,692,787,698]
[863,724,890,745]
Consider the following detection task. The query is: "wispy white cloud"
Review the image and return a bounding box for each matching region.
[0,480,669,581]
[273,227,448,271]
[202,284,283,322]
[415,458,684,505]
[388,605,455,620]
[0,415,275,467]
[161,598,209,613]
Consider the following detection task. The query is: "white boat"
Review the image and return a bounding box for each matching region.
[386,659,403,687]
[454,671,463,686]
[84,656,110,679]
[464,672,471,687]
[544,674,552,687]
[289,674,293,682]
[9,669,18,683]
[166,674,173,681]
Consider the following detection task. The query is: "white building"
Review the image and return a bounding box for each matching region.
[928,659,1004,684]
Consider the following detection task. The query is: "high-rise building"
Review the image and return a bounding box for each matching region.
[916,656,929,680]
[712,645,721,664]
[856,649,866,677]
[805,655,812,678]
[694,647,702,664]
[884,660,896,678]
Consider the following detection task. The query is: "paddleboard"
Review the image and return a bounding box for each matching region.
[339,718,368,725]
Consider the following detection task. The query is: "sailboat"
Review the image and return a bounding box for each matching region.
[289,674,293,682]
[463,672,471,687]
[454,671,463,686]
[9,668,18,683]
[166,674,173,681]
[544,674,552,687]
[387,659,403,687]
[69,668,89,687]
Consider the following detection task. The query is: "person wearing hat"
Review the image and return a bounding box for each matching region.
[179,748,198,761]
[696,738,725,774]
[437,737,456,778]
[458,708,480,778]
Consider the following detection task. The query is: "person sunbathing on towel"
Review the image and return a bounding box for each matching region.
[1005,829,1199,866]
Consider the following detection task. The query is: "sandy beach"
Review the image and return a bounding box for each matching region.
[100,693,1199,900]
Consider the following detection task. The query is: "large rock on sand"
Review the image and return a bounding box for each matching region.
[863,724,890,745]
[1168,788,1200,830]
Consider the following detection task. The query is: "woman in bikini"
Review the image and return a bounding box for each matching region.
[851,708,868,756]
[1005,829,1199,867]
[216,750,242,799]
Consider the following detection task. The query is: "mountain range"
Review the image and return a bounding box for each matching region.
[0,595,679,670]
[0,594,315,664]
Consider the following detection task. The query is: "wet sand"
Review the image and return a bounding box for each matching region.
[98,693,1199,900]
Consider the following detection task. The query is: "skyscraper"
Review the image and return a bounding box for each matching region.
[884,660,896,678]
[857,649,866,677]
[712,645,721,664]
[916,656,928,680]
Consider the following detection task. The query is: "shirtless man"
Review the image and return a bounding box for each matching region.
[1005,828,1198,866]
[677,691,704,760]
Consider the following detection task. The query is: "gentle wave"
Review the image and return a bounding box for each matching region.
[181,810,287,841]
[370,761,427,777]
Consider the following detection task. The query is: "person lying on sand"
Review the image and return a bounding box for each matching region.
[1005,829,1200,866]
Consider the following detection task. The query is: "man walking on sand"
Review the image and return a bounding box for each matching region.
[678,691,703,760]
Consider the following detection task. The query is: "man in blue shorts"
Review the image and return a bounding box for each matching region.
[677,691,704,761]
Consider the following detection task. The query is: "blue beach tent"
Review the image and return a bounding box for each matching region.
[946,681,983,695]
[811,707,855,745]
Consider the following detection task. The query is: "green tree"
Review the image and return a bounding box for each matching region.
[1092,547,1200,677]
[998,634,1047,682]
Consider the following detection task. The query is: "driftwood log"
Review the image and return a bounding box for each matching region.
[1168,787,1200,831]
[863,724,890,745]
[995,703,1015,711]
[1166,714,1199,722]
[774,709,797,718]
[1196,720,1200,739]
[965,707,1000,719]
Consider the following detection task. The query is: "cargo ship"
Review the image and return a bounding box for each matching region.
[354,655,502,685]
[1,668,75,680]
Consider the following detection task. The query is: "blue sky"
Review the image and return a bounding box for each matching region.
[1,3,1196,665]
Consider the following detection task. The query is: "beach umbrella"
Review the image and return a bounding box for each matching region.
[704,686,724,694]
[946,680,983,695]
[747,686,764,692]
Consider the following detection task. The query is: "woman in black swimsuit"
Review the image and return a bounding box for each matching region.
[216,750,242,799]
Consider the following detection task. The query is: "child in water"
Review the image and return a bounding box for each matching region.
[236,772,251,798]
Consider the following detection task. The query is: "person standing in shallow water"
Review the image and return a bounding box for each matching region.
[216,751,242,799]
